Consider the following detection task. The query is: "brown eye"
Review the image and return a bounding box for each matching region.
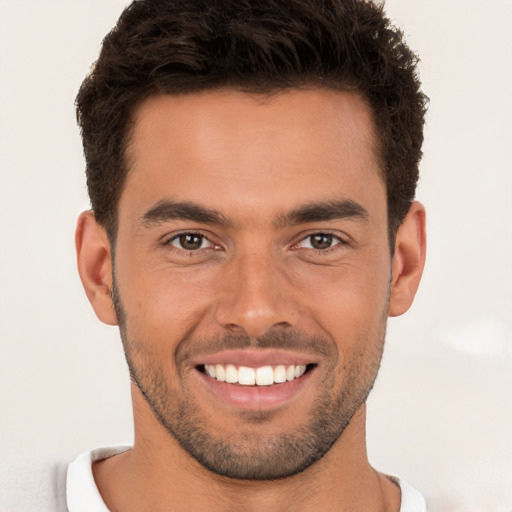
[310,234,334,250]
[296,233,342,251]
[170,233,208,250]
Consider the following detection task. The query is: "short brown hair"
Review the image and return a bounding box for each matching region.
[76,0,428,242]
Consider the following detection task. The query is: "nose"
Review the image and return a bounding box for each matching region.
[213,250,299,338]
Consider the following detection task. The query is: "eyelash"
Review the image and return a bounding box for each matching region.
[164,232,219,252]
[292,232,347,254]
[163,231,347,255]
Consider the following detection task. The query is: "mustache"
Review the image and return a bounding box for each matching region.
[176,329,335,366]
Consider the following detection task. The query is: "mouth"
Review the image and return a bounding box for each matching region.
[193,353,318,411]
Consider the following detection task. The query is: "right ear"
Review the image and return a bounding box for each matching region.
[75,210,118,326]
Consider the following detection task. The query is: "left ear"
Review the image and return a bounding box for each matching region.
[388,201,426,317]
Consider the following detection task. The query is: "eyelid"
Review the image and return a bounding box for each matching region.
[171,234,211,250]
[291,230,349,251]
[162,230,221,251]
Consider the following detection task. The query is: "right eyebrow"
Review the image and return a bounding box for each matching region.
[138,200,233,228]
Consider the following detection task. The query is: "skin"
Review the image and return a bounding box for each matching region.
[76,88,426,511]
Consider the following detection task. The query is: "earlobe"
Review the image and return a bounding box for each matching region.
[388,201,427,317]
[75,211,118,326]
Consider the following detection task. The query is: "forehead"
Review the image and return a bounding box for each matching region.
[121,88,384,224]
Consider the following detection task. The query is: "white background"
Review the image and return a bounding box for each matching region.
[0,1,511,510]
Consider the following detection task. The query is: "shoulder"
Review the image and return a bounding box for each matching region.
[0,446,130,512]
[66,446,131,512]
[0,454,68,512]
[390,476,428,512]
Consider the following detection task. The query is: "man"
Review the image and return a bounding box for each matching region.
[70,0,428,510]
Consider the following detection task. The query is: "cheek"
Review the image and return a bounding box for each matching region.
[290,255,391,336]
[117,260,219,348]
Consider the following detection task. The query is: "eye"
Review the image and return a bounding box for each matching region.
[168,233,213,251]
[297,233,342,250]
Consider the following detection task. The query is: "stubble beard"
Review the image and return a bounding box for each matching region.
[112,281,387,481]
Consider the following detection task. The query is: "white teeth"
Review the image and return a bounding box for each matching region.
[225,364,238,383]
[294,365,306,378]
[273,365,287,384]
[203,363,310,386]
[215,364,226,382]
[238,366,256,385]
[255,366,274,386]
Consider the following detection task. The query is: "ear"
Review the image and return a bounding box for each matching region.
[75,210,118,326]
[388,201,427,317]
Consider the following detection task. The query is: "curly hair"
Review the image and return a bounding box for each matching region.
[76,0,428,243]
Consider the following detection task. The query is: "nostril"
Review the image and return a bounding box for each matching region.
[224,323,245,334]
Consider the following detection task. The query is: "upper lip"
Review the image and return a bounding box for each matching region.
[190,349,317,368]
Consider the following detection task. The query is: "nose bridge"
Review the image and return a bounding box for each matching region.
[214,247,297,337]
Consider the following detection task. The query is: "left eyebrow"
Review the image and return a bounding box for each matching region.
[274,199,369,227]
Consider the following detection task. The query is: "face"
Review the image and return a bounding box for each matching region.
[111,89,392,479]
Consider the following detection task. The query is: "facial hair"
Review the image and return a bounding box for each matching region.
[111,278,387,481]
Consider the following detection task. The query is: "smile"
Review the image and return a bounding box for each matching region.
[193,351,318,410]
[201,364,312,386]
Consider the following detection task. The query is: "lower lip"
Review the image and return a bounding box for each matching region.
[196,368,315,411]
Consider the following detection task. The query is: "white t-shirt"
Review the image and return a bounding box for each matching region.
[67,447,427,511]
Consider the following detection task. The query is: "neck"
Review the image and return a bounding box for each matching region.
[93,388,400,512]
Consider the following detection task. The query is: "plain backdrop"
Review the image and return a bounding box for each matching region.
[1,1,511,510]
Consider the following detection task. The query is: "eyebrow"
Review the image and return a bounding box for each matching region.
[138,197,368,230]
[274,199,369,227]
[140,200,233,228]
